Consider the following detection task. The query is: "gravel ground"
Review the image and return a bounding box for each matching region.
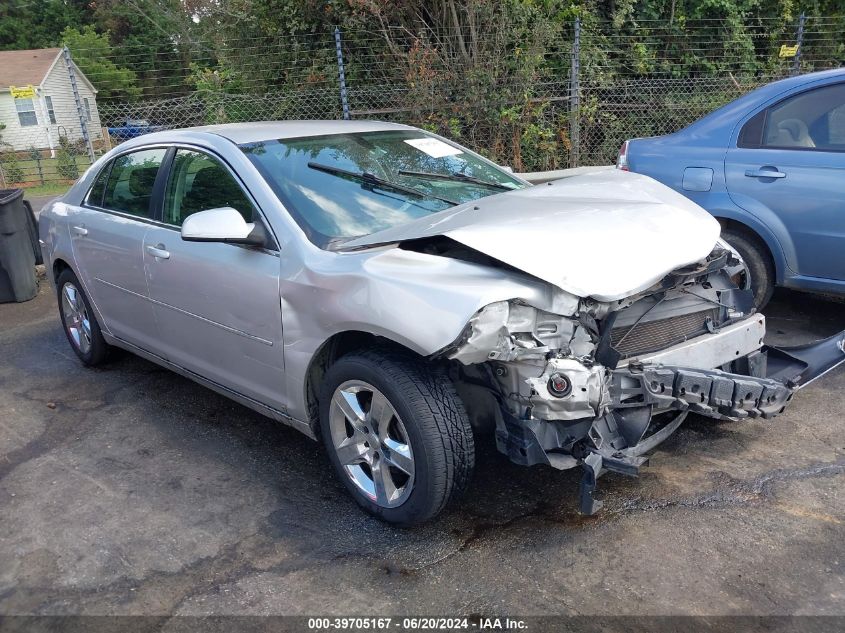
[0,277,843,619]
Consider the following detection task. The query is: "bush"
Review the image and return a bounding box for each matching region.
[56,136,80,180]
[1,149,24,184]
[0,122,24,184]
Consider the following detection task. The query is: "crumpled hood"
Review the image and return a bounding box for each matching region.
[341,170,721,301]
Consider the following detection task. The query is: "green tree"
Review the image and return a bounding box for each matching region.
[92,0,199,99]
[0,0,91,50]
[61,26,141,99]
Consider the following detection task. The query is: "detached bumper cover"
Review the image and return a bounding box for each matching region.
[765,331,845,388]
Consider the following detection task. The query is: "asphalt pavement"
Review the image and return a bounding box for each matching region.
[1,275,844,618]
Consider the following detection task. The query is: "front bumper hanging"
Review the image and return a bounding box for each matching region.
[495,330,845,515]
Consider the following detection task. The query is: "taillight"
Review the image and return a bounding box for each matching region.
[616,140,630,171]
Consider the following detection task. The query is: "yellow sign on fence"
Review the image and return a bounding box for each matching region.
[9,85,36,99]
[779,44,800,58]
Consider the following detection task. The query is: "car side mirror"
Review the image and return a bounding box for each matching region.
[180,207,265,246]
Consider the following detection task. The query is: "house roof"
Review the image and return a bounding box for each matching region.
[0,48,62,88]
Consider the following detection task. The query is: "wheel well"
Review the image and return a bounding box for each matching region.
[52,258,71,285]
[304,331,417,432]
[717,218,777,278]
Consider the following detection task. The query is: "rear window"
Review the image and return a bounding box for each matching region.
[738,110,766,148]
[738,83,845,151]
[102,149,167,218]
[86,163,111,207]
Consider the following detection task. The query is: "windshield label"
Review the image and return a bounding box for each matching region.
[404,138,464,158]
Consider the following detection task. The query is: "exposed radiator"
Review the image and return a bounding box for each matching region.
[611,308,720,357]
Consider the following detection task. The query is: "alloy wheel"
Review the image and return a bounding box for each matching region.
[61,282,92,355]
[328,380,415,508]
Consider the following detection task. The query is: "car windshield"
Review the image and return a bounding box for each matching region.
[241,130,526,248]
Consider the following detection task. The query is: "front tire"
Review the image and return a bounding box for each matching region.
[56,269,110,366]
[319,349,474,526]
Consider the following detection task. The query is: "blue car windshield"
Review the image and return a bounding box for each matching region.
[241,130,525,248]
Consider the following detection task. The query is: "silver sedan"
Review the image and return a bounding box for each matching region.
[39,121,845,525]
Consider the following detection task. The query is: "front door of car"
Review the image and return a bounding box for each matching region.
[725,82,845,281]
[69,147,167,351]
[142,148,286,410]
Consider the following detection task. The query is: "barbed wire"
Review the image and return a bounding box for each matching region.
[1,15,842,187]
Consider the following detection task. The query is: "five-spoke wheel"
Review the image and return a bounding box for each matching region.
[56,268,110,366]
[61,282,92,355]
[329,380,415,508]
[319,349,474,526]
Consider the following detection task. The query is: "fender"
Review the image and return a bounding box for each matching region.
[279,245,582,424]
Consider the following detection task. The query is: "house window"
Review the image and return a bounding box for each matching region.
[15,98,38,126]
[83,97,92,122]
[45,96,56,124]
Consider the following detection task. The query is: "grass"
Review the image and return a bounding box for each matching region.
[20,181,72,197]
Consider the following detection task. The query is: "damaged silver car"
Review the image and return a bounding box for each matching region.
[40,121,845,525]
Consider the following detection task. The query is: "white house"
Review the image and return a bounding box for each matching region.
[0,48,102,153]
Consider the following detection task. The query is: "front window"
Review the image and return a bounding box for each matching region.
[163,149,255,225]
[15,98,37,127]
[242,130,526,248]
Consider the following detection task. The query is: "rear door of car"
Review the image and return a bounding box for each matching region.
[141,147,286,409]
[69,147,168,352]
[724,81,845,281]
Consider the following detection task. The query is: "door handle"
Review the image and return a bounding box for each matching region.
[71,225,88,236]
[145,244,170,260]
[745,168,786,179]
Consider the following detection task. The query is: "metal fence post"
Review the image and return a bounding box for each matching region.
[569,16,581,168]
[334,26,351,120]
[63,47,95,162]
[791,12,805,76]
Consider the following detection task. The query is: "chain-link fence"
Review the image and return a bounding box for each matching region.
[1,14,843,190]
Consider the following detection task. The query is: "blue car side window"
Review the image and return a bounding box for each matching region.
[738,110,766,148]
[739,83,845,151]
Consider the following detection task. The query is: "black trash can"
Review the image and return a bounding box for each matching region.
[23,198,43,266]
[0,188,38,303]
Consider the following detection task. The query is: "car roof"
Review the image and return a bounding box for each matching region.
[169,120,417,145]
[742,67,845,101]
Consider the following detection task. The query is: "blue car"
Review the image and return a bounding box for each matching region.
[618,68,845,308]
[107,119,164,141]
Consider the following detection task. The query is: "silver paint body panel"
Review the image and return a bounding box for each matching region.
[342,169,722,301]
[39,121,727,433]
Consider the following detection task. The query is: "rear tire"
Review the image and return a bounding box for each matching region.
[319,348,474,526]
[56,269,110,366]
[722,228,775,311]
